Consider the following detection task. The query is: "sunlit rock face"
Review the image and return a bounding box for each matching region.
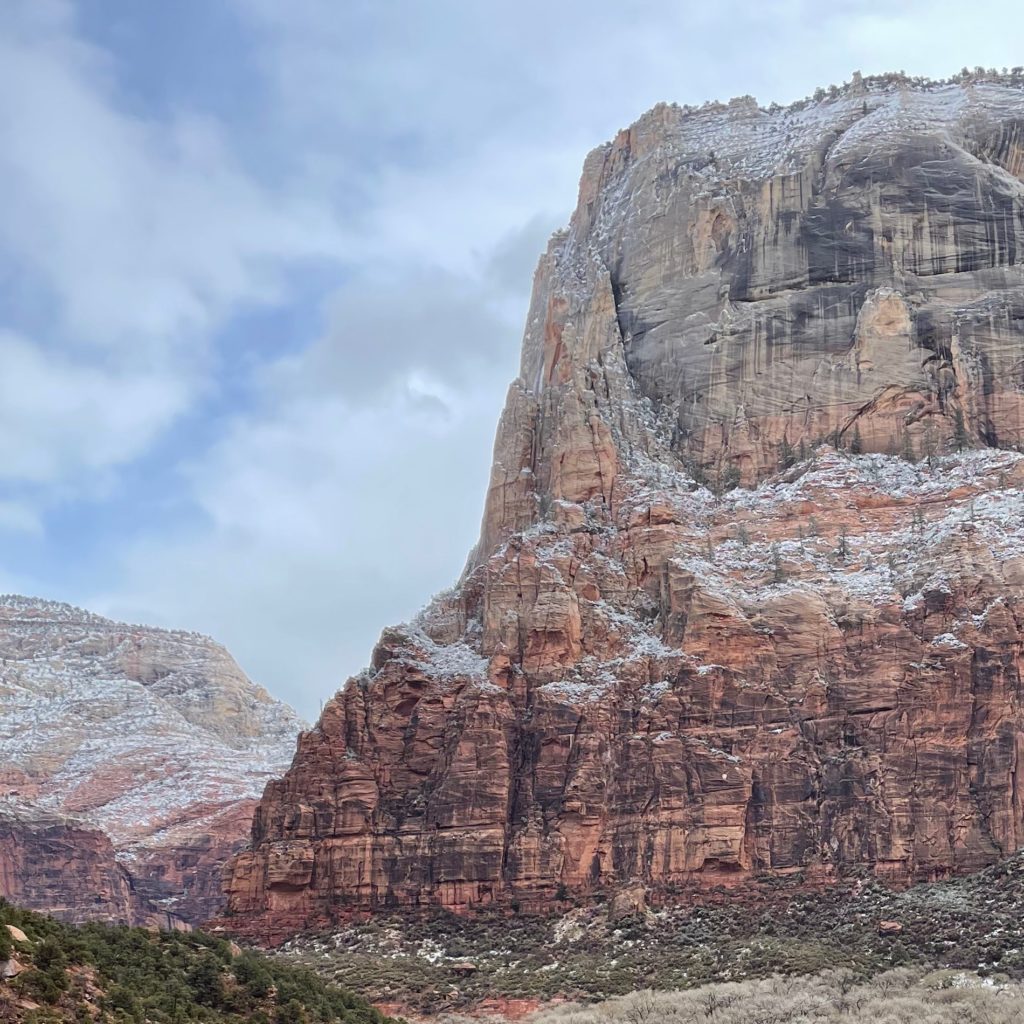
[0,596,304,924]
[224,75,1024,940]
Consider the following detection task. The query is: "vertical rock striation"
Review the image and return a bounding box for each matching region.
[224,74,1024,939]
[0,803,142,926]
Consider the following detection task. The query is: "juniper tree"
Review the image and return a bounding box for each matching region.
[835,528,849,563]
[954,408,970,451]
[778,434,796,471]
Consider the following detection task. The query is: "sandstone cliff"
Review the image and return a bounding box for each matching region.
[0,802,138,925]
[0,801,188,928]
[0,596,305,924]
[224,73,1024,937]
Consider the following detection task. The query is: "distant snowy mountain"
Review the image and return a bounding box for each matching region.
[0,595,306,924]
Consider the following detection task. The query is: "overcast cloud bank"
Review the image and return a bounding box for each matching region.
[2,0,1023,716]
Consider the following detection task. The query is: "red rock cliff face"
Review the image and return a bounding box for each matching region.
[224,75,1024,938]
[0,803,184,928]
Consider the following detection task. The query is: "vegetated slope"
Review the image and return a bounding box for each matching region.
[224,70,1024,936]
[0,898,393,1024]
[272,852,1024,1012]
[0,595,306,924]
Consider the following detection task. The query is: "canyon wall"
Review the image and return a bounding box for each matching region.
[0,596,305,924]
[223,75,1024,938]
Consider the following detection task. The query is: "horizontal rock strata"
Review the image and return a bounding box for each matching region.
[0,596,304,924]
[223,74,1024,938]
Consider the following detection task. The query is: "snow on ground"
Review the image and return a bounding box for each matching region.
[0,595,305,850]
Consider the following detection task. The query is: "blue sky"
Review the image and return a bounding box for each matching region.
[2,0,1022,718]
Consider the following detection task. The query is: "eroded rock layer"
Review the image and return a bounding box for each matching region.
[224,74,1024,938]
[0,596,305,924]
[0,803,141,925]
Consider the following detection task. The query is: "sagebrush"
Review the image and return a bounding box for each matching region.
[529,969,1024,1024]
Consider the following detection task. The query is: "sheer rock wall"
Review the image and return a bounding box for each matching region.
[223,76,1024,939]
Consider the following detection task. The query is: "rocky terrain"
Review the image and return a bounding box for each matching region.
[0,802,148,928]
[0,595,305,924]
[274,850,1024,1012]
[223,72,1024,938]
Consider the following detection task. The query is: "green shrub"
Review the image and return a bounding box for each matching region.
[102,983,143,1022]
[0,900,392,1024]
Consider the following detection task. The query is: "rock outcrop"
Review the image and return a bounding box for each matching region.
[223,74,1024,938]
[0,802,134,924]
[0,801,181,928]
[0,596,305,924]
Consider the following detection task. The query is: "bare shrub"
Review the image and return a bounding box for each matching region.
[529,969,1024,1024]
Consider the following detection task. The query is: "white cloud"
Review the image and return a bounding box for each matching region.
[0,1,345,352]
[101,248,527,716]
[0,501,43,536]
[8,0,1024,719]
[0,331,191,485]
[0,0,356,533]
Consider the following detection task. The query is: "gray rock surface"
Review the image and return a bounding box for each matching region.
[549,77,1024,487]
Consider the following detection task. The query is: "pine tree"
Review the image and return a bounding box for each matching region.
[954,408,970,451]
[850,425,864,454]
[187,954,225,1009]
[276,1000,308,1024]
[835,528,849,563]
[900,431,916,463]
[771,543,786,584]
[778,434,796,471]
[922,421,938,467]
